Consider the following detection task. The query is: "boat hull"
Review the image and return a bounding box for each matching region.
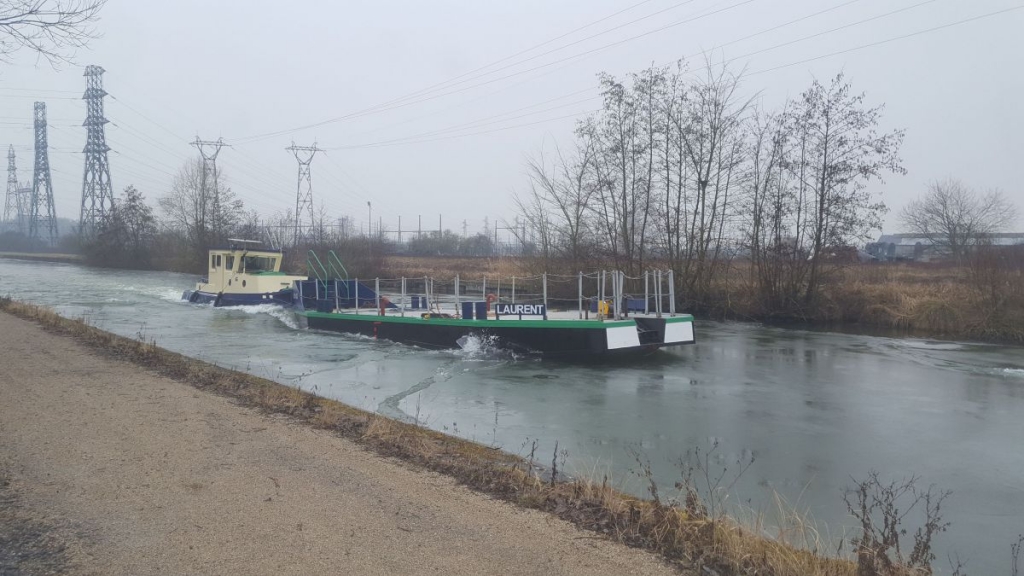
[182,289,296,307]
[300,311,695,358]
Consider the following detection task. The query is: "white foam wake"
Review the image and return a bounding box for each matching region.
[223,303,300,330]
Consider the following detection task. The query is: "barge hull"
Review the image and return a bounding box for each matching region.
[301,311,694,358]
[182,289,296,307]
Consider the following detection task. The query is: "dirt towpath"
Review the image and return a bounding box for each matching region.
[0,312,678,575]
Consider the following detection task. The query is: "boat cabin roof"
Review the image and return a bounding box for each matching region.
[207,244,286,274]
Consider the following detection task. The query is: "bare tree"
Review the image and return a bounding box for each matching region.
[511,177,555,263]
[743,105,807,314]
[582,69,661,273]
[158,159,244,268]
[788,73,904,304]
[519,139,597,269]
[654,62,690,273]
[675,60,749,306]
[900,178,1019,263]
[0,0,105,65]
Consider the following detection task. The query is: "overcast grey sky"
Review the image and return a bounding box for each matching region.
[2,0,1022,240]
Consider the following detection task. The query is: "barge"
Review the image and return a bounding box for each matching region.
[181,244,695,358]
[292,266,695,358]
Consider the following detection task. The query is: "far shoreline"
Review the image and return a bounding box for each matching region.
[1,251,1021,347]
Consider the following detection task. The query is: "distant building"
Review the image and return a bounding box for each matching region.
[866,233,1024,261]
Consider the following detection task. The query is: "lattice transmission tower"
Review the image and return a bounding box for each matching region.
[191,137,227,246]
[29,102,58,246]
[79,65,114,236]
[286,141,322,246]
[3,145,23,232]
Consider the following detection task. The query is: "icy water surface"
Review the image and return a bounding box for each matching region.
[1,258,1022,571]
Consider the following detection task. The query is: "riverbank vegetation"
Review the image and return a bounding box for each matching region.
[6,297,1023,574]
[359,255,1024,344]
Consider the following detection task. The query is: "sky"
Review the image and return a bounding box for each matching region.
[1,0,1022,242]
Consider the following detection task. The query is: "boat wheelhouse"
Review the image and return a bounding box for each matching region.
[182,240,307,307]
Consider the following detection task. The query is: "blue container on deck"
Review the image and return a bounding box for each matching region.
[627,298,647,312]
[411,295,421,309]
[474,301,488,321]
[461,301,474,319]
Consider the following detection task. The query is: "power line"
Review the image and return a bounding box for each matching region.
[231,0,756,143]
[329,96,600,149]
[337,109,600,150]
[374,0,703,108]
[697,0,940,72]
[748,4,1024,76]
[323,0,968,151]
[227,0,663,143]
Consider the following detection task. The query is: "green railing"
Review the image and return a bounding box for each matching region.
[327,250,349,281]
[307,250,353,302]
[306,250,329,296]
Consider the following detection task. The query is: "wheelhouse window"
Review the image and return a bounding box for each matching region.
[211,254,222,269]
[243,256,276,273]
[225,255,235,271]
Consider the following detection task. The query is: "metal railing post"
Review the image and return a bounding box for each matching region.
[354,278,359,315]
[375,278,381,315]
[542,273,548,320]
[655,270,662,318]
[611,271,617,319]
[644,271,649,315]
[577,271,583,319]
[668,269,675,316]
[401,277,406,317]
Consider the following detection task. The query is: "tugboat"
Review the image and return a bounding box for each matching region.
[181,240,307,307]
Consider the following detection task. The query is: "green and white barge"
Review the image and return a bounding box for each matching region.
[293,267,695,358]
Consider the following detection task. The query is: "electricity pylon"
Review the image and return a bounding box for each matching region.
[29,102,58,247]
[79,65,115,237]
[286,142,322,246]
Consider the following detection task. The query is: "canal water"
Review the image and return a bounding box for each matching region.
[1,258,1021,571]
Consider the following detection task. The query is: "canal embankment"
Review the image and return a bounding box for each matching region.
[0,251,83,264]
[0,301,682,576]
[0,297,895,576]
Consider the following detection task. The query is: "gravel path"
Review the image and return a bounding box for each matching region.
[0,312,680,575]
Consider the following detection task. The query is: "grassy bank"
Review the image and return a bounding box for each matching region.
[4,296,959,575]
[699,263,1024,345]
[377,257,1024,345]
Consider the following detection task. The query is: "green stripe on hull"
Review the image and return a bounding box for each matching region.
[299,310,694,330]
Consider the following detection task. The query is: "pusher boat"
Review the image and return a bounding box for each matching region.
[181,239,307,307]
